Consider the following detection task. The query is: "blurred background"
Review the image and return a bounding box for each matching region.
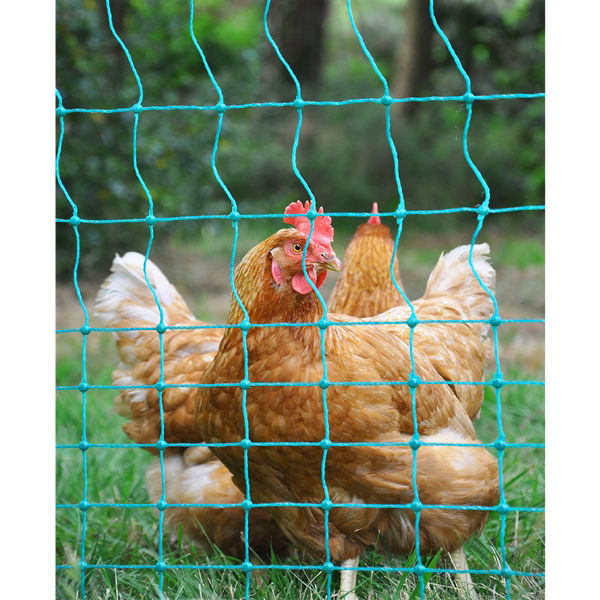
[56,0,544,275]
[56,0,545,384]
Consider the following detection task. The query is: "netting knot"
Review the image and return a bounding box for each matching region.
[145,215,156,226]
[239,379,251,390]
[317,318,329,330]
[241,499,253,511]
[229,210,240,222]
[156,500,167,511]
[292,98,305,109]
[380,95,393,106]
[155,381,166,392]
[413,563,426,576]
[79,560,88,570]
[408,437,420,450]
[155,440,168,451]
[155,561,166,572]
[489,314,502,327]
[80,325,91,336]
[78,500,90,512]
[214,102,226,113]
[497,502,510,515]
[491,375,504,389]
[477,205,490,217]
[132,103,143,114]
[78,441,89,452]
[408,374,420,389]
[56,106,67,117]
[410,501,423,512]
[463,92,475,104]
[493,438,507,452]
[78,382,89,393]
[406,315,418,328]
[68,215,81,227]
[306,207,318,220]
[241,561,253,573]
[238,320,250,332]
[321,499,333,511]
[394,209,407,222]
[322,562,335,573]
[320,438,332,450]
[319,379,330,390]
[240,438,252,450]
[155,323,167,334]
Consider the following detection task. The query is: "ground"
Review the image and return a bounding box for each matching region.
[56,223,544,599]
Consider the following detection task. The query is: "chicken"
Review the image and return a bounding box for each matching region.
[195,201,499,599]
[95,253,286,559]
[329,203,497,596]
[328,201,407,317]
[330,202,495,422]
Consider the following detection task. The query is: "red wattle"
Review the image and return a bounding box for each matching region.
[291,268,318,295]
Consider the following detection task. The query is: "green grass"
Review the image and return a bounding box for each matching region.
[56,333,544,599]
[492,237,545,270]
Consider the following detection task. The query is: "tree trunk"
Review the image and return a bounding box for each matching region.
[391,0,434,118]
[262,0,329,98]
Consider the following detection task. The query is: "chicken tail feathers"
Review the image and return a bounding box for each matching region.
[423,243,496,338]
[95,252,195,333]
[94,253,221,445]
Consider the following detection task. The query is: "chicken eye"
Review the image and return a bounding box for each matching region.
[292,243,303,252]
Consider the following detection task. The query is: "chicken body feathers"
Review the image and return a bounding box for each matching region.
[329,225,495,422]
[195,230,499,562]
[95,252,286,559]
[95,227,499,565]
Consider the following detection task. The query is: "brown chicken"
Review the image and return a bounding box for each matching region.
[328,202,407,317]
[330,202,495,422]
[95,253,286,559]
[96,202,496,595]
[195,201,499,599]
[329,203,497,595]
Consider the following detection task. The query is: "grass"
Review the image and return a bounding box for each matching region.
[56,336,544,599]
[56,231,544,599]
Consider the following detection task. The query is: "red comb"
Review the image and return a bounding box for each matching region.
[283,200,334,243]
[367,202,381,225]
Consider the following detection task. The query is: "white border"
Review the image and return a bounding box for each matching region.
[0,0,55,593]
[4,0,597,596]
[546,0,600,598]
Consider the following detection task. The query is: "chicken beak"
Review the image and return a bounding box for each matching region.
[318,254,343,272]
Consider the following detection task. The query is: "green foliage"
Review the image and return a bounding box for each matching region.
[56,0,543,278]
[56,0,265,277]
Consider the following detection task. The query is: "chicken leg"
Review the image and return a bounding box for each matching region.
[449,547,480,600]
[338,556,360,600]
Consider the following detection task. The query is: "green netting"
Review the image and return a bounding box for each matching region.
[56,1,545,599]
